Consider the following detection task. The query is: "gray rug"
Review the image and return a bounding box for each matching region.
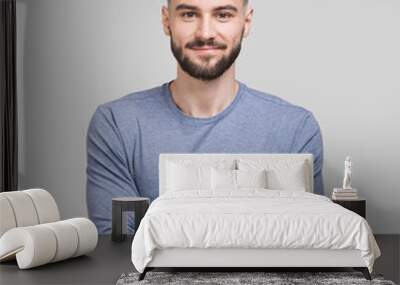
[116,271,397,285]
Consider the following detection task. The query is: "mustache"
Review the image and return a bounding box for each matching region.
[186,39,227,49]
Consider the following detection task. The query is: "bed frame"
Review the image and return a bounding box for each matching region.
[138,153,372,281]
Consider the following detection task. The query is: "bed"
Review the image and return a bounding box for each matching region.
[130,153,381,281]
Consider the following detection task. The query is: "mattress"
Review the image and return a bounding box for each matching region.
[131,189,381,273]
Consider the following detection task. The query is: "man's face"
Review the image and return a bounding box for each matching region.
[163,0,252,81]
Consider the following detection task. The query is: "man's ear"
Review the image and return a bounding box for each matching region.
[243,6,254,38]
[161,6,171,36]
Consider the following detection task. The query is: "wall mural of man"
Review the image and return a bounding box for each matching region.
[86,0,324,234]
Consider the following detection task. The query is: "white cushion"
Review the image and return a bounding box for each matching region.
[42,221,79,262]
[0,196,17,237]
[211,168,237,190]
[64,218,98,257]
[237,158,308,191]
[160,156,236,195]
[237,169,268,188]
[0,189,97,269]
[211,169,268,190]
[0,191,39,227]
[0,189,60,237]
[24,189,60,223]
[167,162,212,191]
[0,218,97,269]
[0,225,57,268]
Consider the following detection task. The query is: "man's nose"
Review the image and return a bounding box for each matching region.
[195,15,216,40]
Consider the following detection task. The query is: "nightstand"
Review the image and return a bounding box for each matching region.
[332,198,366,219]
[111,197,150,242]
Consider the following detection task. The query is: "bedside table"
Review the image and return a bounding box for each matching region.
[332,198,366,219]
[111,197,150,242]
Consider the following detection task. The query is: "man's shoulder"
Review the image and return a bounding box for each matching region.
[243,83,312,117]
[98,83,164,112]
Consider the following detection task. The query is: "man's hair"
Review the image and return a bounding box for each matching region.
[167,0,249,6]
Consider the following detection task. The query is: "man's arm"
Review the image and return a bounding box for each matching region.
[86,106,140,234]
[291,111,324,195]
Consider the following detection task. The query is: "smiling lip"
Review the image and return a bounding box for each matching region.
[192,45,220,49]
[191,47,220,53]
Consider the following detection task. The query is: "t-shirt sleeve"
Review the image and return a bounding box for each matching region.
[86,105,140,234]
[291,111,324,195]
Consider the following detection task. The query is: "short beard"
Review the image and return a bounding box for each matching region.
[169,29,244,81]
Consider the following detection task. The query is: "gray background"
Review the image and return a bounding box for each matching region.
[16,0,400,234]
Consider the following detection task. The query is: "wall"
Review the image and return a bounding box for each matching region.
[17,0,400,233]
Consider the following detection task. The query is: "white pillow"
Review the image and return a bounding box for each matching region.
[211,168,268,190]
[237,159,308,191]
[211,168,236,190]
[166,162,212,191]
[267,164,307,191]
[237,169,268,188]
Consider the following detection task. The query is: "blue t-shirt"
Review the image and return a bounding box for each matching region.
[86,80,324,234]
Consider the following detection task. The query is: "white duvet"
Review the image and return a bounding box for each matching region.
[131,189,381,273]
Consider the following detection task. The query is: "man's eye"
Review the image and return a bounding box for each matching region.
[181,12,196,18]
[217,12,233,19]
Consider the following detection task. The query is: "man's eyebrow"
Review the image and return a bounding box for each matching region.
[175,4,198,11]
[175,4,238,13]
[214,5,238,12]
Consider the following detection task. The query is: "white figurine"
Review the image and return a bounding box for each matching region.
[342,156,352,190]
